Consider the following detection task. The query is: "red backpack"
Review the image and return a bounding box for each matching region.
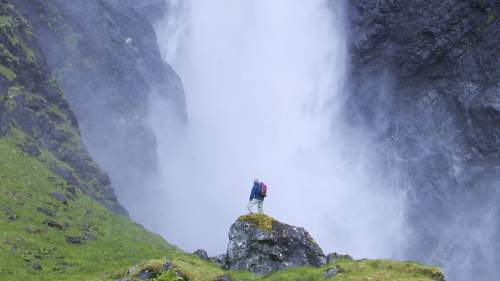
[259,183,267,197]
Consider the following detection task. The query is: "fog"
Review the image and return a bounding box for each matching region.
[127,0,408,258]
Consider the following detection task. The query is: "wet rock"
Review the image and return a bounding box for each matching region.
[324,266,337,279]
[64,235,82,244]
[193,249,209,260]
[36,207,54,217]
[226,214,326,274]
[347,0,500,277]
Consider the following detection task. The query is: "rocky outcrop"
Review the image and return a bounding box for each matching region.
[14,0,186,204]
[226,214,326,275]
[346,1,500,280]
[0,0,126,215]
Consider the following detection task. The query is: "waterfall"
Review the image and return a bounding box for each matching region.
[145,0,406,258]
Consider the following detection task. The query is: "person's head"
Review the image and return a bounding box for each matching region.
[254,178,259,183]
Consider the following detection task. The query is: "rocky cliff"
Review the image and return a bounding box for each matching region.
[0,0,125,215]
[14,0,186,204]
[346,1,500,279]
[0,2,179,279]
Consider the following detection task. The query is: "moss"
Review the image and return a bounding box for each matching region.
[485,12,496,25]
[47,76,60,89]
[0,15,13,28]
[21,42,36,64]
[0,43,18,64]
[5,86,22,111]
[0,64,16,81]
[7,85,22,96]
[238,213,274,232]
[479,11,497,32]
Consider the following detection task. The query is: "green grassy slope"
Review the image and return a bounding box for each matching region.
[0,135,176,281]
[116,256,445,281]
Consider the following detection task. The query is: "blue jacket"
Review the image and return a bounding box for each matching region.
[250,182,264,201]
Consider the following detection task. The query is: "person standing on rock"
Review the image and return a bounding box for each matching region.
[247,178,267,214]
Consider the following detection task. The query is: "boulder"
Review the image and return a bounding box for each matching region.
[326,252,352,263]
[51,192,67,205]
[324,266,337,279]
[209,254,228,268]
[193,249,209,260]
[65,235,83,244]
[226,214,326,274]
[43,219,68,230]
[36,207,55,217]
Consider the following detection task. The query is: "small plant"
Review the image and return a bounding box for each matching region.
[154,270,183,281]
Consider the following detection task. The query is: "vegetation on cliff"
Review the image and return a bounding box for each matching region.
[0,136,175,280]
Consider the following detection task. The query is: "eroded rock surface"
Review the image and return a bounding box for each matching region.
[226,214,326,275]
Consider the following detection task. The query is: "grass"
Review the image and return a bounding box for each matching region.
[0,136,176,281]
[332,259,445,281]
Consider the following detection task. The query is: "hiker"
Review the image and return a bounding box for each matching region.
[247,178,267,214]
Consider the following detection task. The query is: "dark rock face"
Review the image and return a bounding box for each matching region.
[0,1,126,215]
[226,214,326,275]
[346,1,500,280]
[15,0,186,206]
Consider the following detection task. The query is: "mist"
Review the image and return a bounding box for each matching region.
[122,0,408,258]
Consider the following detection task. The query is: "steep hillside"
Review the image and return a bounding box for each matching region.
[0,2,176,280]
[0,135,173,280]
[0,0,125,214]
[14,0,186,206]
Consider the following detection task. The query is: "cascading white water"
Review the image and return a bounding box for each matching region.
[141,0,407,258]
